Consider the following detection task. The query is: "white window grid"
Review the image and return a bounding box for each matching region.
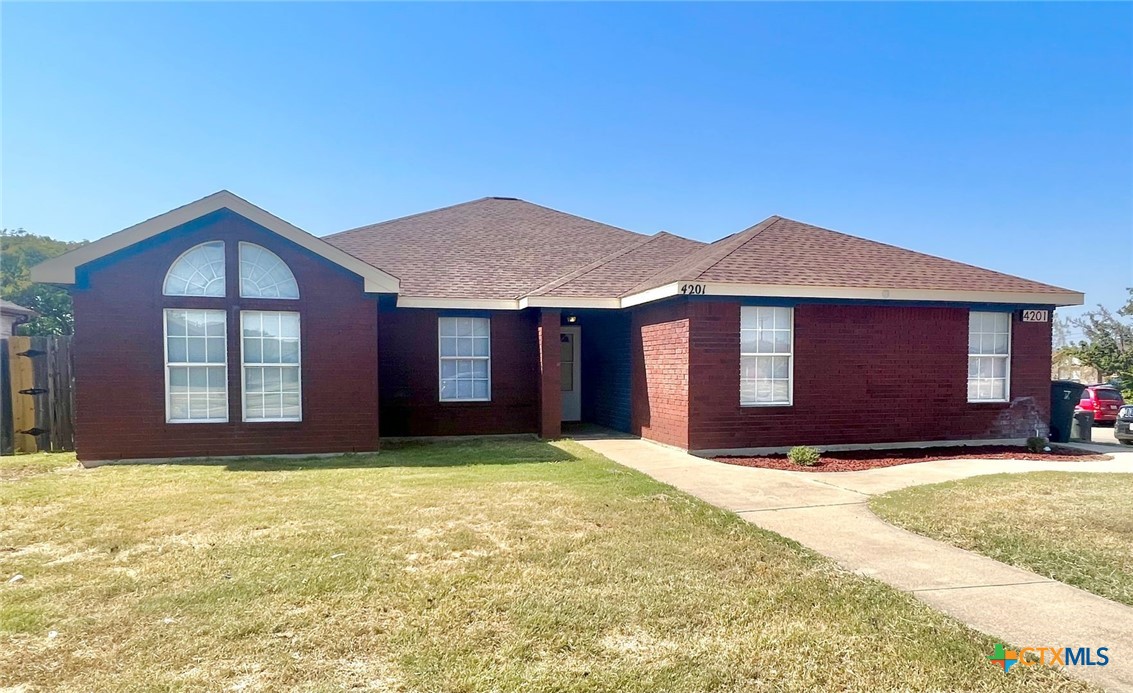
[740,306,793,406]
[968,311,1011,403]
[239,242,300,299]
[241,310,302,421]
[163,241,226,297]
[164,308,228,423]
[438,317,491,402]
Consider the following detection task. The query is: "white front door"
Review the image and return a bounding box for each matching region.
[560,327,581,422]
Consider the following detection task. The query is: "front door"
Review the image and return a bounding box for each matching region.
[560,326,581,422]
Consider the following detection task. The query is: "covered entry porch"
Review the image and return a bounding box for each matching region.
[538,308,633,439]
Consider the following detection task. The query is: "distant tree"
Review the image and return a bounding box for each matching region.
[0,228,86,335]
[1052,315,1074,350]
[1065,288,1133,398]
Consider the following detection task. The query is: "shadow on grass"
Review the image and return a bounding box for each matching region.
[222,438,578,472]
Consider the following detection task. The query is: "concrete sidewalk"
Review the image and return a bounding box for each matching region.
[576,436,1133,691]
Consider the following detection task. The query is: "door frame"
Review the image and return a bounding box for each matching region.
[560,325,581,422]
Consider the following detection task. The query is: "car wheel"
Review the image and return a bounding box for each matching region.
[1120,439,1133,446]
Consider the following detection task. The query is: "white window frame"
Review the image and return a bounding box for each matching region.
[163,308,228,423]
[240,310,303,422]
[968,311,1011,403]
[238,241,300,300]
[740,306,794,407]
[163,241,226,297]
[438,317,491,402]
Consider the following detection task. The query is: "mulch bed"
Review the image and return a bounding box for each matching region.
[714,445,1112,473]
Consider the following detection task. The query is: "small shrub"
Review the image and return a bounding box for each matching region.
[788,445,821,467]
[1026,436,1048,453]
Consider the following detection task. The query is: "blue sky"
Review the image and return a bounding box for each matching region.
[3,2,1131,318]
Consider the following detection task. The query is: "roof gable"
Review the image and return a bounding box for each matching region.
[30,191,401,293]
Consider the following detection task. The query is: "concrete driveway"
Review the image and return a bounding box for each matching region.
[1090,424,1127,447]
[577,436,1133,691]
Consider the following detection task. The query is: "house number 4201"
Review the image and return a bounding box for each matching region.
[1022,309,1049,322]
[680,283,706,295]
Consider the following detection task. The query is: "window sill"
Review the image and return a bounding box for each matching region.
[968,400,1010,405]
[439,398,492,404]
[740,402,793,408]
[167,419,228,425]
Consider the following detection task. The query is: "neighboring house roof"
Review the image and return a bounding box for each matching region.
[623,216,1077,303]
[0,300,38,317]
[29,190,1084,309]
[324,197,646,301]
[30,191,400,294]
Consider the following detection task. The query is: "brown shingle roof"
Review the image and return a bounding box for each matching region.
[628,216,1076,297]
[323,199,1078,303]
[529,232,706,298]
[324,197,645,300]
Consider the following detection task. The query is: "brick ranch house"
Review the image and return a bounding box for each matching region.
[32,191,1083,464]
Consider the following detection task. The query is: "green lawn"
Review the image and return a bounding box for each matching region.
[872,472,1133,607]
[1,441,1090,692]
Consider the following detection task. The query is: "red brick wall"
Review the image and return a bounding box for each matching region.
[685,300,1053,451]
[630,301,690,448]
[72,209,380,462]
[377,306,541,436]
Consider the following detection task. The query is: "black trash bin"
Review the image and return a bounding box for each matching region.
[1050,380,1087,443]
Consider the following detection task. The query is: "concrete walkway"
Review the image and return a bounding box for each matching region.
[575,436,1133,691]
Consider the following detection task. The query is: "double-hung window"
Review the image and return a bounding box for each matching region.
[165,309,228,422]
[439,317,491,401]
[241,311,302,421]
[740,306,793,406]
[968,311,1010,402]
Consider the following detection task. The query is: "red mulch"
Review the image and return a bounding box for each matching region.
[714,445,1112,473]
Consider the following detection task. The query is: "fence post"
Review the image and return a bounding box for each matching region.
[48,336,75,451]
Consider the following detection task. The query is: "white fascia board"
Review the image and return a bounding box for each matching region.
[620,281,1084,308]
[620,282,683,308]
[29,191,402,294]
[396,296,522,310]
[397,296,622,311]
[520,296,621,309]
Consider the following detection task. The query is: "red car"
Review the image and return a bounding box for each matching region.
[1076,385,1126,424]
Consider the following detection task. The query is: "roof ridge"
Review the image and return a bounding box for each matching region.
[324,197,497,240]
[773,217,1079,294]
[693,216,784,280]
[622,216,783,296]
[504,198,648,240]
[524,231,683,297]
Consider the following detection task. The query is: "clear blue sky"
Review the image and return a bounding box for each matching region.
[3,2,1131,319]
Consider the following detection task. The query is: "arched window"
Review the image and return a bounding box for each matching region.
[163,241,226,297]
[239,242,299,299]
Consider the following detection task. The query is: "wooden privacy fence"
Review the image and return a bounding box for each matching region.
[0,336,75,454]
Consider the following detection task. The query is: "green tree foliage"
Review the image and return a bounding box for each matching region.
[0,228,86,335]
[1066,288,1133,399]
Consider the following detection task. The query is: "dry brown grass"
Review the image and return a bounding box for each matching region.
[872,471,1133,606]
[1,441,1093,691]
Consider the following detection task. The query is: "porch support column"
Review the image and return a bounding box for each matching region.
[537,308,562,439]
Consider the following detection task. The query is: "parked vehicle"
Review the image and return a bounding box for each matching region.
[1076,385,1126,425]
[1116,405,1133,445]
